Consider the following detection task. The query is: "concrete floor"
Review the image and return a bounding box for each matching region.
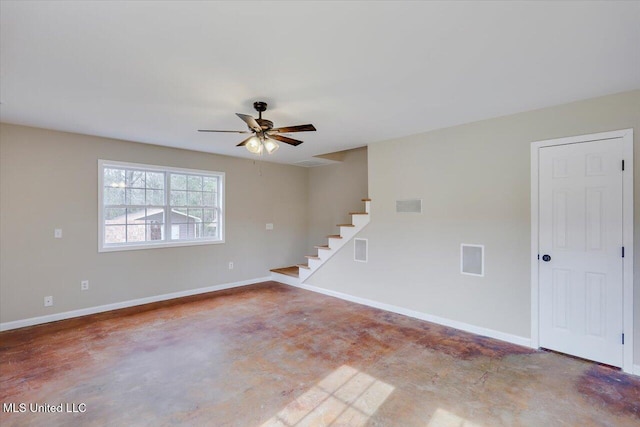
[1,281,638,426]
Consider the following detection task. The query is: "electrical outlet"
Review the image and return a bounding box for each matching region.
[54,229,62,238]
[228,262,234,270]
[81,280,89,291]
[266,223,274,230]
[44,296,53,307]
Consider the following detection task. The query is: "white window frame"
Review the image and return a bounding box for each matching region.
[98,159,225,252]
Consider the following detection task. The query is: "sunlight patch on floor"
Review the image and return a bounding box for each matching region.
[261,365,395,426]
[427,408,483,427]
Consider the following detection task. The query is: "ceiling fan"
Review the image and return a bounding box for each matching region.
[198,101,316,155]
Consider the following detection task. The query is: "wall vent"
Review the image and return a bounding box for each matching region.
[461,244,484,276]
[354,238,368,262]
[396,199,422,213]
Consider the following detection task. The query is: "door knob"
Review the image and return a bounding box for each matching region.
[542,254,551,262]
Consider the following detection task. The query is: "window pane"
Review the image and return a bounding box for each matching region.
[104,168,125,188]
[187,175,202,191]
[171,224,180,239]
[203,223,217,237]
[203,177,217,192]
[187,191,202,206]
[105,225,126,244]
[143,208,164,223]
[105,208,126,223]
[175,224,189,239]
[147,222,164,241]
[203,192,214,206]
[146,172,164,190]
[170,190,186,206]
[203,209,215,222]
[126,188,145,205]
[171,208,188,224]
[127,225,146,242]
[187,209,203,224]
[104,187,125,205]
[193,222,203,238]
[126,170,145,188]
[171,174,186,190]
[147,189,164,205]
[126,208,146,224]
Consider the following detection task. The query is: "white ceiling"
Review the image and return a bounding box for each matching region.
[1,1,639,165]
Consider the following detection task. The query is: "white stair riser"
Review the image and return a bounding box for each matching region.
[299,268,312,281]
[328,238,343,250]
[351,215,369,227]
[271,272,300,286]
[338,227,357,240]
[313,249,331,260]
[317,251,331,261]
[308,258,322,269]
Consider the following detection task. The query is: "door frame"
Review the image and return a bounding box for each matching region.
[530,128,634,374]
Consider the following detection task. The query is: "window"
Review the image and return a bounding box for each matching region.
[98,160,224,252]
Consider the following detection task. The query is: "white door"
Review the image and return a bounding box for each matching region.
[538,138,623,367]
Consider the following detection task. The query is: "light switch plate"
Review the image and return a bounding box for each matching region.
[266,223,274,230]
[54,229,62,238]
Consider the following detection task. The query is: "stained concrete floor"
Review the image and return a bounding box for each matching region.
[1,282,638,426]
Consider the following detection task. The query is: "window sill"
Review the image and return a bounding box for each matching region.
[99,238,225,253]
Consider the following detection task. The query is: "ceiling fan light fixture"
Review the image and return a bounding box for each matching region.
[245,136,262,154]
[199,100,316,155]
[264,138,279,154]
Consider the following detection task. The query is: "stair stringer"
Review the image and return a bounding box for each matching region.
[299,200,370,283]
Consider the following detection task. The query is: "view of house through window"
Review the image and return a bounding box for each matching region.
[99,160,224,251]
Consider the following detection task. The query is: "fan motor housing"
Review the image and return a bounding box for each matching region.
[256,118,273,130]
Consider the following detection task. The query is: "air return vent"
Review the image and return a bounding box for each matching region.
[354,238,368,262]
[396,199,422,213]
[461,244,484,277]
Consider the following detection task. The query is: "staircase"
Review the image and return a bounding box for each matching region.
[271,198,371,284]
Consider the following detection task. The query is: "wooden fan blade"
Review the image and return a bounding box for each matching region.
[270,124,316,133]
[236,113,262,132]
[198,129,250,133]
[236,135,256,147]
[269,134,304,146]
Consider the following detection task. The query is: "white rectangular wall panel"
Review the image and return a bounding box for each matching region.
[461,244,484,277]
[354,238,368,263]
[396,199,422,213]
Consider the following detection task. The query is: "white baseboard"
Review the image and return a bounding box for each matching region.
[0,276,271,332]
[634,364,640,376]
[287,281,532,348]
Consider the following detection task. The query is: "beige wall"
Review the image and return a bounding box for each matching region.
[306,90,640,365]
[0,124,308,323]
[307,147,368,253]
[2,91,638,365]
